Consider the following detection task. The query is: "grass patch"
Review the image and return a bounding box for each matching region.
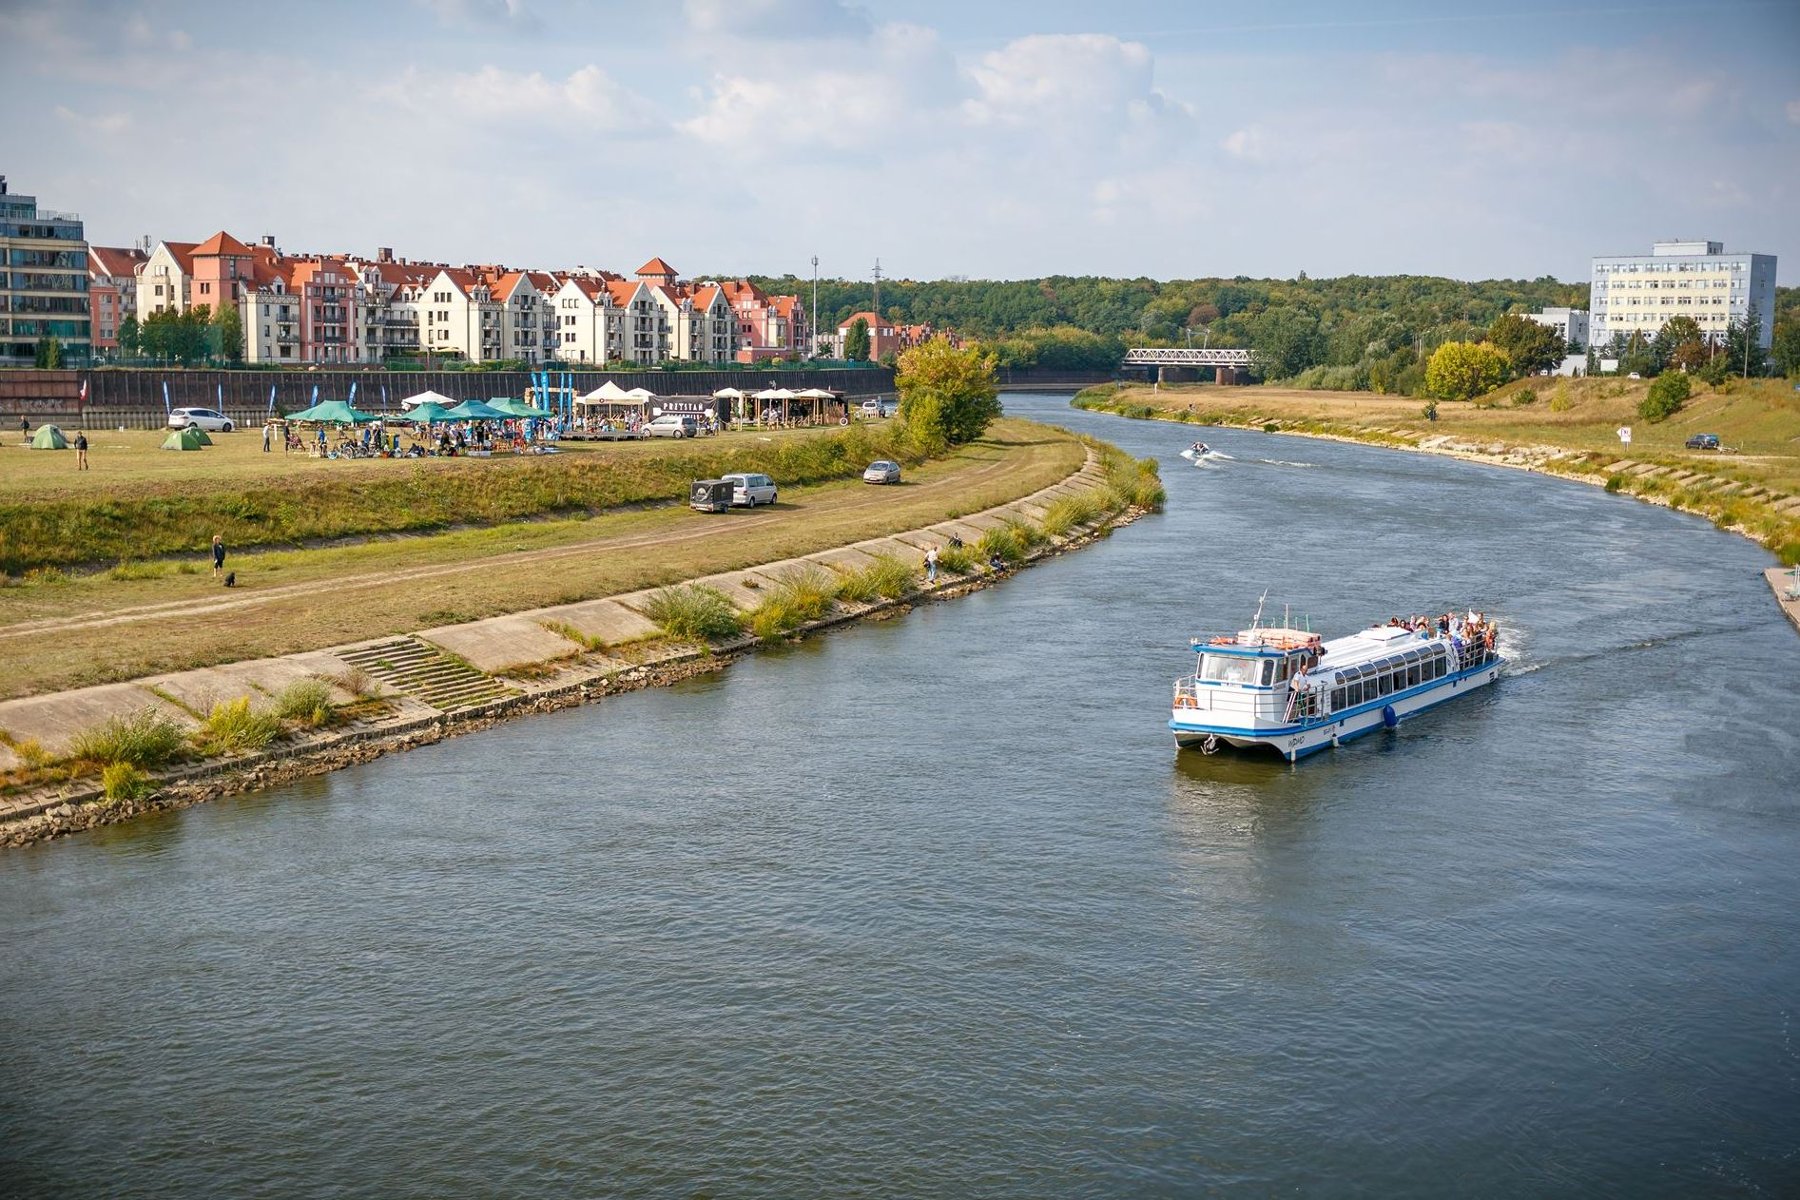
[937,544,978,574]
[645,584,743,642]
[69,707,187,769]
[335,666,382,699]
[977,526,1026,565]
[1041,489,1105,537]
[1002,515,1047,549]
[542,619,609,653]
[838,553,915,603]
[272,678,335,728]
[107,561,170,581]
[749,568,840,641]
[192,696,284,756]
[101,761,155,804]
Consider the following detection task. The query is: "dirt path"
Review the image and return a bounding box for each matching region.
[0,448,1022,641]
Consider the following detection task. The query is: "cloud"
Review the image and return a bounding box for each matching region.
[53,105,131,135]
[683,0,869,39]
[1787,98,1800,124]
[381,64,664,135]
[1220,126,1271,163]
[415,0,539,30]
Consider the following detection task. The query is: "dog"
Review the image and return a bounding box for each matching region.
[223,571,236,588]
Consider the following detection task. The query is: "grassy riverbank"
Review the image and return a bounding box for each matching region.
[1075,378,1800,564]
[0,418,1097,699]
[0,419,919,576]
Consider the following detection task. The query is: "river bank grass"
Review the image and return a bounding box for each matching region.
[0,418,915,576]
[1075,378,1800,564]
[0,419,1083,700]
[1,434,1158,846]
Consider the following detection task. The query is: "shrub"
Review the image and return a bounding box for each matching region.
[839,554,914,602]
[1041,491,1103,537]
[1639,372,1691,422]
[749,569,839,640]
[1425,341,1510,401]
[937,544,978,574]
[1604,474,1625,493]
[9,736,53,769]
[1420,401,1438,421]
[1002,515,1047,549]
[335,666,381,699]
[645,584,744,642]
[70,707,187,769]
[101,762,155,804]
[273,679,335,728]
[978,526,1025,564]
[1549,381,1572,412]
[194,697,283,756]
[1511,386,1537,406]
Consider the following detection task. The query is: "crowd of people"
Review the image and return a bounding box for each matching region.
[1384,611,1500,658]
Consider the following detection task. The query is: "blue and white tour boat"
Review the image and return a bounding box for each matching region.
[1170,603,1505,761]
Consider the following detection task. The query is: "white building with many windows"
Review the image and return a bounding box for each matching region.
[1589,240,1777,349]
[1525,307,1589,350]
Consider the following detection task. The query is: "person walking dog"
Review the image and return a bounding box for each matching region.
[212,534,226,580]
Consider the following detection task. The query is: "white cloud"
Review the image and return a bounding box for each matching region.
[683,0,869,39]
[1787,99,1800,125]
[416,0,539,30]
[1220,126,1271,163]
[53,105,130,135]
[382,65,664,134]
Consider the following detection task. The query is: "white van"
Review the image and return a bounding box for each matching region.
[719,472,777,507]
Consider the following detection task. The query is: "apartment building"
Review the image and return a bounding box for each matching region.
[723,280,811,362]
[1590,240,1777,349]
[88,244,148,354]
[0,177,92,365]
[549,274,622,364]
[1525,307,1589,350]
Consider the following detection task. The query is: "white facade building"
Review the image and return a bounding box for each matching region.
[1526,307,1589,350]
[1590,240,1777,349]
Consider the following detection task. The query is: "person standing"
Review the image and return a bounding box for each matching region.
[75,430,88,470]
[19,415,29,443]
[212,535,226,580]
[262,422,272,452]
[925,545,939,583]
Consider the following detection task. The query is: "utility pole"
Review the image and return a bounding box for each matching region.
[872,258,882,323]
[810,254,819,360]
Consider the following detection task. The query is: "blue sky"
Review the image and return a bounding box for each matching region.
[3,0,1795,284]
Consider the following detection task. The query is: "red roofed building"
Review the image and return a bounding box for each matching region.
[834,310,903,361]
[88,244,148,353]
[723,279,812,363]
[139,240,199,316]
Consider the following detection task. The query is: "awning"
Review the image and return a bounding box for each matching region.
[398,389,457,409]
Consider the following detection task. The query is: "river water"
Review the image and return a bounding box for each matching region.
[2,393,1796,1197]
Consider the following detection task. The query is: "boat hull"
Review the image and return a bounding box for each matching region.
[1171,658,1504,762]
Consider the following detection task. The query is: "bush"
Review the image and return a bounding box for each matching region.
[1041,491,1104,537]
[978,526,1025,564]
[1639,372,1692,422]
[273,678,335,728]
[101,762,155,803]
[1511,386,1537,406]
[937,544,978,574]
[194,696,283,756]
[749,569,839,640]
[837,553,915,602]
[645,584,743,642]
[335,666,382,699]
[1425,341,1510,401]
[1002,515,1047,549]
[70,707,187,769]
[1604,474,1625,493]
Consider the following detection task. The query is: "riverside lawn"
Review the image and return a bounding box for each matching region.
[0,418,1084,700]
[1077,377,1800,565]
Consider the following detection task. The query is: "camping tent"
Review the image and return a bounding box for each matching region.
[286,399,379,424]
[405,401,458,424]
[398,389,458,409]
[444,399,508,420]
[29,424,67,449]
[161,427,206,451]
[191,428,214,445]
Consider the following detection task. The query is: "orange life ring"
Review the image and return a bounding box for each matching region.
[1175,695,1199,709]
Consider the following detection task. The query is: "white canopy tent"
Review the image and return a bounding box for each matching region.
[398,388,458,409]
[578,380,634,403]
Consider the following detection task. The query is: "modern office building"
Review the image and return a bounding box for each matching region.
[1589,240,1777,350]
[0,176,91,365]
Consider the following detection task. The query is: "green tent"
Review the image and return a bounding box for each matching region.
[285,399,379,424]
[161,427,206,451]
[191,428,213,445]
[445,400,508,420]
[30,424,67,449]
[488,397,553,418]
[405,401,458,424]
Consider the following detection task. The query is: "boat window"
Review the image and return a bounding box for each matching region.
[1272,658,1290,684]
[1200,654,1260,686]
[1407,663,1421,687]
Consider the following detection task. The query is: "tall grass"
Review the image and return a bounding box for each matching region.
[977,526,1025,564]
[1040,490,1104,537]
[1002,515,1047,549]
[645,584,744,642]
[937,544,978,574]
[837,553,916,603]
[101,762,154,803]
[749,569,840,640]
[272,678,335,728]
[193,696,284,755]
[69,707,188,769]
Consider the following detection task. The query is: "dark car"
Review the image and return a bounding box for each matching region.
[1685,433,1720,450]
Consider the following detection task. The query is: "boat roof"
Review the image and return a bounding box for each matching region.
[1189,627,1321,658]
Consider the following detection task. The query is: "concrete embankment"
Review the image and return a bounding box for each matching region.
[1,452,1129,847]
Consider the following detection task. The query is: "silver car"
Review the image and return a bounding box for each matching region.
[862,460,901,484]
[720,471,778,507]
[168,407,234,432]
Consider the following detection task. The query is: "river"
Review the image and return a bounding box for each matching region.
[2,393,1796,1197]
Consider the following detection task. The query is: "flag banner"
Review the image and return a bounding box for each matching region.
[267,384,277,415]
[161,381,171,415]
[79,378,89,404]
[311,384,320,406]
[348,381,357,407]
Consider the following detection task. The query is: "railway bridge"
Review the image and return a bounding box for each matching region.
[1120,346,1254,384]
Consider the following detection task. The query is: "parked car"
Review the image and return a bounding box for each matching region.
[719,471,777,507]
[858,399,893,418]
[862,460,902,484]
[169,407,234,432]
[642,414,699,438]
[1685,433,1721,450]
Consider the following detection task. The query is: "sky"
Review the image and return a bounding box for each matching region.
[2,0,1796,285]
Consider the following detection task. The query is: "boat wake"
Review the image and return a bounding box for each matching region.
[1254,458,1315,468]
[1503,623,1733,676]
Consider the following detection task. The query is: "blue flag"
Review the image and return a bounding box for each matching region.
[267,383,277,416]
[161,380,171,415]
[348,381,357,407]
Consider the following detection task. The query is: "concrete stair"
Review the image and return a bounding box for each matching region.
[337,638,516,712]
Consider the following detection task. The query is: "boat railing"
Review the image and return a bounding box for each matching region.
[1173,676,1201,707]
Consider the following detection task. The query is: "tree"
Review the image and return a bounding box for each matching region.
[34,336,63,368]
[1654,316,1707,374]
[1619,330,1656,378]
[896,337,1001,448]
[1772,316,1800,378]
[1246,305,1323,380]
[844,317,870,362]
[118,314,140,360]
[1722,308,1769,378]
[1424,341,1510,401]
[213,302,245,364]
[1486,313,1563,377]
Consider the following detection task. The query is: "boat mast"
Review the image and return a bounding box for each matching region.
[1250,589,1269,631]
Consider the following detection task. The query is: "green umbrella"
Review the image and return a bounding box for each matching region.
[444,400,508,420]
[286,399,380,423]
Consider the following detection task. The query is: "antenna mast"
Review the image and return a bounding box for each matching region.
[872,257,882,320]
